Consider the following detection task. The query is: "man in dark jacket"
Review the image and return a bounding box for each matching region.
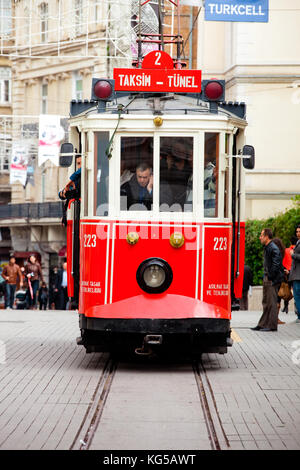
[252,228,284,331]
[55,262,68,310]
[121,162,173,211]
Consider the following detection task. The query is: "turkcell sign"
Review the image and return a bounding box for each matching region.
[205,0,269,23]
[113,69,202,93]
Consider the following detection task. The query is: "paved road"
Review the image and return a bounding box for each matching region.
[0,308,299,450]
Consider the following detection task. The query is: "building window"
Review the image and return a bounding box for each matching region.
[0,0,12,36]
[40,2,48,43]
[0,67,11,104]
[74,0,83,36]
[41,83,48,114]
[0,141,10,172]
[73,71,83,100]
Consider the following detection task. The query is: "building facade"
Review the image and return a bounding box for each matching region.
[1,0,198,283]
[197,0,300,219]
[1,0,109,280]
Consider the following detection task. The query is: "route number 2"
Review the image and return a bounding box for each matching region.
[155,51,161,66]
[84,234,96,248]
[213,237,227,251]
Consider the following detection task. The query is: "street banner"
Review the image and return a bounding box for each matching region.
[10,142,28,187]
[38,114,64,166]
[205,0,269,23]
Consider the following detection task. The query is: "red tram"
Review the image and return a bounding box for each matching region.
[60,20,254,356]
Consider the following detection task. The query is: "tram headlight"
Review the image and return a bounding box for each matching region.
[144,265,166,288]
[136,258,173,294]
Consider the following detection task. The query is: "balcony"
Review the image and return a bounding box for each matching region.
[0,202,63,222]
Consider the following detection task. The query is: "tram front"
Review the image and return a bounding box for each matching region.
[60,67,254,355]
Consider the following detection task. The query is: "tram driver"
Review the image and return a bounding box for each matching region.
[121,162,173,211]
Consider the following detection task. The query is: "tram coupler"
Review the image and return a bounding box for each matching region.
[144,334,163,345]
[135,334,162,356]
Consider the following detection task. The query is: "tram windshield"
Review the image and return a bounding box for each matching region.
[120,136,194,213]
[118,134,219,216]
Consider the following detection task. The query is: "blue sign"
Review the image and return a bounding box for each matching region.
[205,0,269,23]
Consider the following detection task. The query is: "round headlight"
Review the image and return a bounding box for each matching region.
[143,265,166,288]
[136,258,173,294]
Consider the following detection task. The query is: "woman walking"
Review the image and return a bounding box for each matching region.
[24,254,44,310]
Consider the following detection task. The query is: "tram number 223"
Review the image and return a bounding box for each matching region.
[213,237,228,251]
[84,234,97,248]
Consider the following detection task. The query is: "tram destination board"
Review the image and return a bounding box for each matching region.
[113,68,202,93]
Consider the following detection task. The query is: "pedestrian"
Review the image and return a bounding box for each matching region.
[1,255,23,309]
[281,236,297,314]
[288,225,300,323]
[239,264,253,310]
[55,261,69,310]
[251,228,284,331]
[272,237,287,325]
[49,266,59,309]
[38,282,48,310]
[24,254,44,310]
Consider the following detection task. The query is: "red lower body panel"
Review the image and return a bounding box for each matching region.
[85,293,230,320]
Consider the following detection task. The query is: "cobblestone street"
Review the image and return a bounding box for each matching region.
[0,308,299,450]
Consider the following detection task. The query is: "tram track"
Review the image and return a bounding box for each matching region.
[70,354,118,450]
[70,354,229,450]
[193,360,230,450]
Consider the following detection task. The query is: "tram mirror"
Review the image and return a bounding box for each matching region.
[242,145,255,170]
[59,143,74,167]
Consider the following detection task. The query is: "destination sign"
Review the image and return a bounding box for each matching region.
[113,69,202,93]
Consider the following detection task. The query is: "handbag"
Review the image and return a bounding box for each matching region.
[278,281,293,301]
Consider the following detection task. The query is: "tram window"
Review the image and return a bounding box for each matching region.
[83,132,88,217]
[160,137,193,212]
[224,133,230,218]
[204,133,219,218]
[95,132,109,216]
[120,137,153,211]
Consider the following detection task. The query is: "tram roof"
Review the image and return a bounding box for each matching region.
[70,92,247,125]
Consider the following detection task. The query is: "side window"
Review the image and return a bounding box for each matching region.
[224,133,230,218]
[120,137,153,211]
[159,137,193,212]
[204,133,219,218]
[83,132,88,217]
[95,132,109,216]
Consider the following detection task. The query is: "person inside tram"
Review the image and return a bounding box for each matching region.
[121,162,173,211]
[204,151,217,217]
[120,158,134,186]
[160,140,192,211]
[121,162,153,211]
[168,155,192,209]
[58,155,81,200]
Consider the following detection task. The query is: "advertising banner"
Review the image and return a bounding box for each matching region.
[205,0,269,23]
[38,115,64,166]
[10,142,28,187]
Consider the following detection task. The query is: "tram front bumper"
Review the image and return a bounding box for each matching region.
[78,294,232,353]
[78,314,232,354]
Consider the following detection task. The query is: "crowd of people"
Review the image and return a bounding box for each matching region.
[1,255,69,311]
